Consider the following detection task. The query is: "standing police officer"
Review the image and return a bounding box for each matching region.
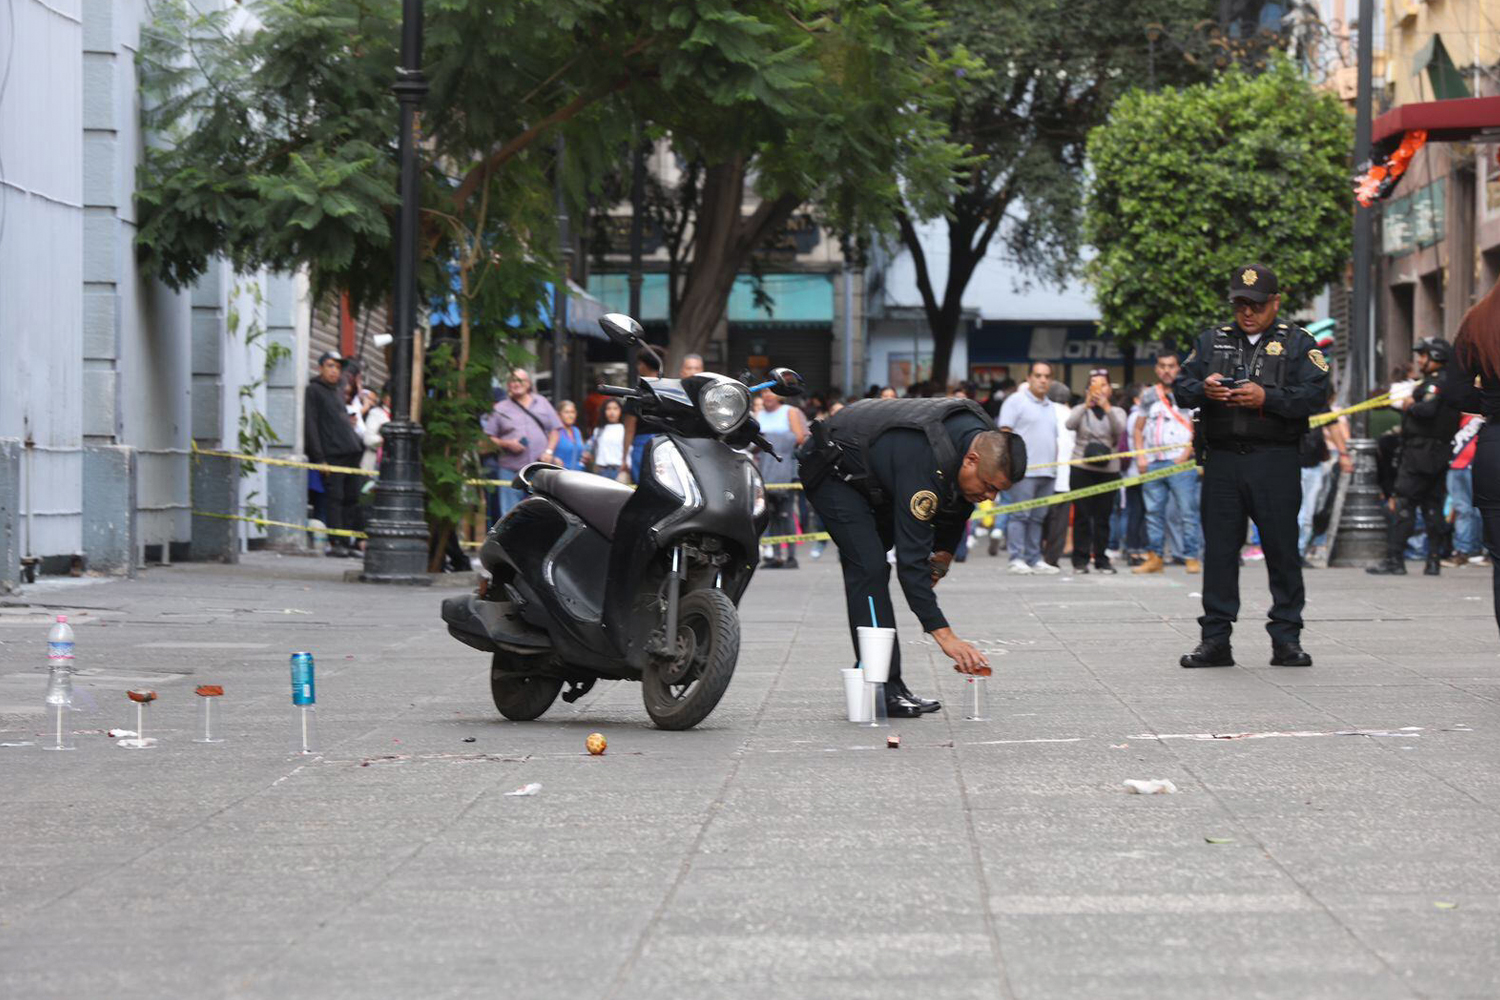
[797,398,1024,716]
[1367,337,1461,576]
[1174,263,1329,668]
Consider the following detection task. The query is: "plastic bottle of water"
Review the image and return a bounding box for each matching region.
[45,615,75,707]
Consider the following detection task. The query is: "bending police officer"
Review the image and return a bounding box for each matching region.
[1367,338,1461,576]
[1174,263,1329,669]
[797,398,1025,716]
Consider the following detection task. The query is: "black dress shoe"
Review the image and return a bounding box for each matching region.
[784,556,799,570]
[1365,560,1406,575]
[1094,561,1117,574]
[761,557,784,569]
[1072,563,1089,574]
[891,684,941,714]
[1270,642,1312,667]
[1180,641,1234,668]
[884,693,925,718]
[1424,556,1441,576]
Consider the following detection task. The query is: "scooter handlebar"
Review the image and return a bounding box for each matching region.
[596,384,636,397]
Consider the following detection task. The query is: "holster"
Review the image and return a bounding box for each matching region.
[796,420,843,494]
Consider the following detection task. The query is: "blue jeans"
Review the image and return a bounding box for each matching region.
[1297,463,1328,555]
[1450,466,1481,555]
[1143,459,1201,559]
[1007,477,1054,565]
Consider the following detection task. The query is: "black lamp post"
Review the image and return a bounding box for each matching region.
[1330,0,1388,566]
[362,0,432,585]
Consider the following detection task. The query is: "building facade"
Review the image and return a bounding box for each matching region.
[0,0,321,588]
[1376,0,1500,372]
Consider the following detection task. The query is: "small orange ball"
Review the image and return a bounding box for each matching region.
[585,732,607,756]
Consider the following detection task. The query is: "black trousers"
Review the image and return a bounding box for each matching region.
[1070,468,1118,567]
[1387,460,1448,561]
[324,453,364,549]
[1199,445,1304,646]
[804,476,908,689]
[1041,500,1069,566]
[1471,425,1500,637]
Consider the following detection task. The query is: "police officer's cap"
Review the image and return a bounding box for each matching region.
[1226,263,1278,304]
[1414,337,1452,363]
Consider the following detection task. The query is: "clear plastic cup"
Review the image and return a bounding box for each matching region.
[195,685,225,744]
[965,675,990,722]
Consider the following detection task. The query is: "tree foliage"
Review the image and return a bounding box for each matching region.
[1084,59,1353,346]
[895,0,1217,387]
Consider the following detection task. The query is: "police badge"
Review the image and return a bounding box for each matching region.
[1308,349,1329,372]
[1265,341,1284,356]
[909,490,938,521]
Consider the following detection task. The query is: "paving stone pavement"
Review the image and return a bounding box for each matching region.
[1,548,1497,999]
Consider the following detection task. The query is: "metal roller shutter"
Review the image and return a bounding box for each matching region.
[727,325,833,394]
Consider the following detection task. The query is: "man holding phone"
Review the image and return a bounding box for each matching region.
[1172,264,1329,669]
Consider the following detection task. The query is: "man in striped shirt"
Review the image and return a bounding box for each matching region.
[1132,348,1202,575]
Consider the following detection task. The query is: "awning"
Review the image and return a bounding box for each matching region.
[1411,35,1471,103]
[1372,95,1500,145]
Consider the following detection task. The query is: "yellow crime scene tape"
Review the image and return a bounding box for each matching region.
[192,391,1394,548]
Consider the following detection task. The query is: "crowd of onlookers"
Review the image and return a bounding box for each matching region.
[321,342,1486,575]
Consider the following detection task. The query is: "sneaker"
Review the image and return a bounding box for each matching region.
[973,527,989,540]
[1442,555,1468,568]
[784,556,799,570]
[1470,555,1490,567]
[810,544,824,560]
[1105,548,1122,561]
[988,534,1002,557]
[1133,552,1165,574]
[1094,561,1118,575]
[1072,563,1090,574]
[1243,545,1264,561]
[1007,560,1034,576]
[1184,557,1201,574]
[1031,561,1061,575]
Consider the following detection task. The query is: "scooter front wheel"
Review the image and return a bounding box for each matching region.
[491,656,564,721]
[641,588,739,731]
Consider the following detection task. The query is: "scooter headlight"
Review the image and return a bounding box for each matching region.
[749,465,766,519]
[700,381,750,434]
[650,439,703,507]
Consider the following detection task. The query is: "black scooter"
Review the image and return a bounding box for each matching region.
[441,313,803,729]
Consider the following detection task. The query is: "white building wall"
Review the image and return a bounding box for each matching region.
[0,0,86,560]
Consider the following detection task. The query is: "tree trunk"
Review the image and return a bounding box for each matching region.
[668,157,799,370]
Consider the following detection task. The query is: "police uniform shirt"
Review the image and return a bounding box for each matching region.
[843,409,990,633]
[1174,320,1329,436]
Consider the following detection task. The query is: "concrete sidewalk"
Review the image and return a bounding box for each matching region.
[1,549,1496,999]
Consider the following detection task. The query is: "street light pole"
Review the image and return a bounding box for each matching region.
[1331,0,1386,566]
[552,134,571,405]
[362,0,432,585]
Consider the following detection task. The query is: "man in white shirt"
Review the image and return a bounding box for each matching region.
[998,362,1060,575]
[1133,348,1202,574]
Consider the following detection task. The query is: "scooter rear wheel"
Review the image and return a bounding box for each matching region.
[491,656,564,721]
[642,588,739,730]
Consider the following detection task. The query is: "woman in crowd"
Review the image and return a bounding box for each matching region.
[1448,280,1500,635]
[1066,369,1126,573]
[756,388,808,569]
[583,398,626,480]
[551,400,586,471]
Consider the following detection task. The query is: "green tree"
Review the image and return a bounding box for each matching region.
[1084,60,1353,346]
[894,0,1217,387]
[136,0,953,544]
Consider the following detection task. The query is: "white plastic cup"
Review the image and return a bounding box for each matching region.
[856,626,896,684]
[842,668,870,723]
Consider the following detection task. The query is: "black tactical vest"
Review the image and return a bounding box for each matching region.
[825,397,991,507]
[1401,373,1462,444]
[1201,322,1304,446]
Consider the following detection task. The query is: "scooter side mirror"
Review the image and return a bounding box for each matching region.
[599,313,644,346]
[768,367,805,397]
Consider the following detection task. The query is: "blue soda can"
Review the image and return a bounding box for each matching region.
[290,652,316,706]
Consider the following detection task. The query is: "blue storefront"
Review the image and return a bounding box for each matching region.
[969,321,1156,393]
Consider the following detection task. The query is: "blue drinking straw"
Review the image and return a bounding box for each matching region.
[868,596,877,628]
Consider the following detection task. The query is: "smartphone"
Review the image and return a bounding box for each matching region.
[1219,377,1251,389]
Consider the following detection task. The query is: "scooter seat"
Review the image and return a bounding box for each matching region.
[528,468,634,540]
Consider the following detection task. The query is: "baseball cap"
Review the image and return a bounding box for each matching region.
[1227,263,1278,304]
[317,351,341,366]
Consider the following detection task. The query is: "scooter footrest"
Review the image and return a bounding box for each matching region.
[441,595,551,652]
